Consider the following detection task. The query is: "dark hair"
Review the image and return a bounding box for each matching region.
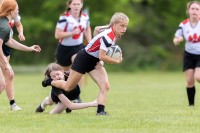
[62,0,83,18]
[44,63,63,78]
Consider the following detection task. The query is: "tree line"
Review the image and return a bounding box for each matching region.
[11,0,189,71]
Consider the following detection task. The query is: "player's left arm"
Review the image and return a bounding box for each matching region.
[99,49,122,64]
[6,38,41,52]
[15,21,25,41]
[99,37,122,64]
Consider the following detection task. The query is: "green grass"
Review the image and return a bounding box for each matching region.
[1,71,200,133]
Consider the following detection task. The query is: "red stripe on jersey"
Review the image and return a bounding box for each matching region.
[59,23,68,44]
[65,12,70,17]
[87,38,101,52]
[107,31,115,41]
[182,19,189,25]
[82,13,87,17]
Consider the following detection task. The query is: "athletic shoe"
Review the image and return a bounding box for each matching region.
[35,104,44,113]
[73,97,82,103]
[96,111,109,116]
[11,104,22,111]
[65,108,72,113]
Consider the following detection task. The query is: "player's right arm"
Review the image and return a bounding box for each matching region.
[0,39,14,78]
[173,24,184,46]
[173,36,184,46]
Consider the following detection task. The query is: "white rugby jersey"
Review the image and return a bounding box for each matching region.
[56,12,90,46]
[175,19,200,54]
[85,28,117,58]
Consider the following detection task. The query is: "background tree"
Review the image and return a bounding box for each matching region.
[11,0,189,71]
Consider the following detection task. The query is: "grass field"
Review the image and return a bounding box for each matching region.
[1,71,200,133]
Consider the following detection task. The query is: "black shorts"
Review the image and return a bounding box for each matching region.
[55,44,85,66]
[183,51,200,71]
[51,85,80,103]
[71,50,100,74]
[3,44,12,57]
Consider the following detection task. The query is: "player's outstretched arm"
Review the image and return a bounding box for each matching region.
[6,38,41,52]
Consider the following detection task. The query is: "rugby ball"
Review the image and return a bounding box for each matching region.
[106,45,122,59]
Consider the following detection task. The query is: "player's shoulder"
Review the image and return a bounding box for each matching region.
[81,12,89,19]
[0,18,10,31]
[58,14,68,24]
[180,19,189,25]
[104,28,115,39]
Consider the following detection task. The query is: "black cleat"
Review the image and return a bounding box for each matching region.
[35,104,44,113]
[96,111,109,116]
[65,108,72,113]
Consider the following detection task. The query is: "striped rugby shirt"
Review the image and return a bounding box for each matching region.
[56,12,90,46]
[85,27,117,58]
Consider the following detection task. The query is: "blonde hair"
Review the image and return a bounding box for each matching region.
[109,12,129,27]
[44,63,63,78]
[0,0,17,17]
[186,1,200,16]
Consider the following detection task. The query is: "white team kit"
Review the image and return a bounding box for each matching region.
[56,12,90,46]
[175,19,200,55]
[85,27,117,58]
[71,27,117,74]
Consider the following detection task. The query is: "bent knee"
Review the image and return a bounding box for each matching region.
[45,97,54,105]
[105,83,110,91]
[100,82,110,92]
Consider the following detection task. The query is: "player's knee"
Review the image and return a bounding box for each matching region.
[186,79,194,86]
[105,82,110,91]
[100,82,110,92]
[45,97,53,105]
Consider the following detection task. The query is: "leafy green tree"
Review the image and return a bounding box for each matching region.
[11,0,190,71]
